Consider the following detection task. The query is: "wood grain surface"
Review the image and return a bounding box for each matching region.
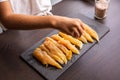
[0,0,120,80]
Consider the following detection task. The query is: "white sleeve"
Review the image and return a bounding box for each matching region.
[0,0,8,34]
[0,0,7,2]
[0,27,3,33]
[0,22,7,34]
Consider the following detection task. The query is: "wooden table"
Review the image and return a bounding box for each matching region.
[0,0,120,80]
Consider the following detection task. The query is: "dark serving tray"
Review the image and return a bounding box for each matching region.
[20,13,110,80]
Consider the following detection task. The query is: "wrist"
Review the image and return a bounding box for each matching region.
[49,15,60,29]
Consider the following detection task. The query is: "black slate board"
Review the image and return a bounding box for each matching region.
[20,13,110,80]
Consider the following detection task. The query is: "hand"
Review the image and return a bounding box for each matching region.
[53,16,84,38]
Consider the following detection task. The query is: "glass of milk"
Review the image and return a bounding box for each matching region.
[95,0,110,19]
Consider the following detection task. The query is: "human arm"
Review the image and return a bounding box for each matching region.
[0,1,84,37]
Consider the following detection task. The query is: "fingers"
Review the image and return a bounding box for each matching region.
[56,17,84,38]
[80,21,85,30]
[76,25,84,36]
[75,18,84,29]
[71,27,80,38]
[71,19,84,38]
